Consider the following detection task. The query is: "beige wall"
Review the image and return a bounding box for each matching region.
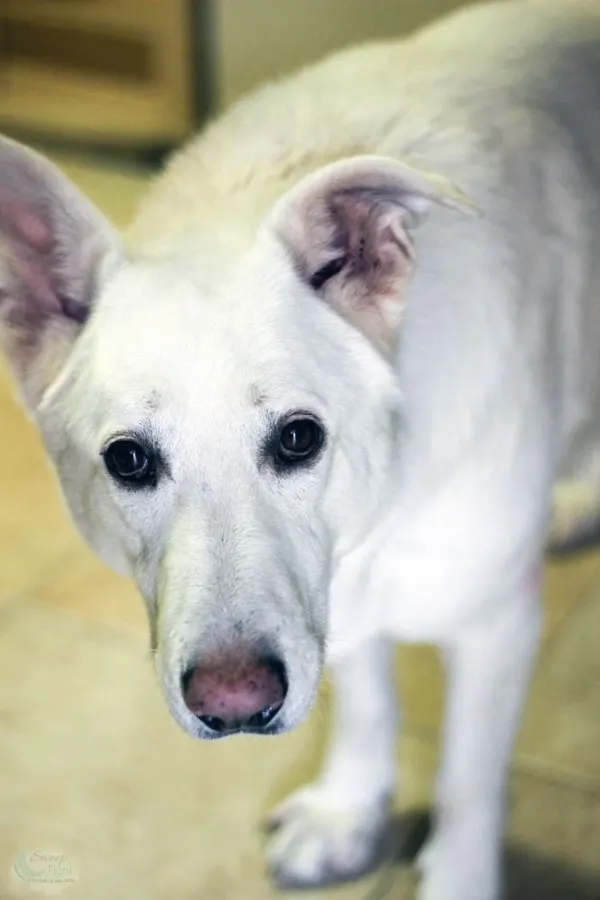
[213,0,474,108]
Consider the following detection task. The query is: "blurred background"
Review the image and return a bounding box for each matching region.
[2,0,471,154]
[0,3,600,900]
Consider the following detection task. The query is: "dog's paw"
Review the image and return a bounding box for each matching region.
[416,829,500,900]
[264,783,389,889]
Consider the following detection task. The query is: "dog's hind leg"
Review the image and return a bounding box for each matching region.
[266,635,398,888]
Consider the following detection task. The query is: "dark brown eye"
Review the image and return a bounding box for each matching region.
[103,439,156,488]
[277,417,325,464]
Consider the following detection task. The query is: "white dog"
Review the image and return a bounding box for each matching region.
[2,1,600,897]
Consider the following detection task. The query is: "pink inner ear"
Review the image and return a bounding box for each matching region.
[0,187,68,329]
[0,186,53,250]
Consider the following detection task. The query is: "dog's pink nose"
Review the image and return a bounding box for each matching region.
[182,651,287,734]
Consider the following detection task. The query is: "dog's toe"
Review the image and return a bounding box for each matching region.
[264,785,388,889]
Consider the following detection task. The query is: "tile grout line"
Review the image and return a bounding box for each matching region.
[20,546,150,639]
[1,587,149,647]
[514,754,600,797]
[401,724,600,798]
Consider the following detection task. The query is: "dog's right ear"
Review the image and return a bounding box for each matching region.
[0,135,122,411]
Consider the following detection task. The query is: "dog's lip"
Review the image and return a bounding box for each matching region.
[192,721,287,741]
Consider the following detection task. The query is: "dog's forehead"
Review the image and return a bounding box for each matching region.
[87,258,312,419]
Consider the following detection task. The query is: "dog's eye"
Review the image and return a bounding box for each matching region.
[103,439,156,488]
[276,416,325,465]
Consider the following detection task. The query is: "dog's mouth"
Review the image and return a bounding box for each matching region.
[189,717,288,741]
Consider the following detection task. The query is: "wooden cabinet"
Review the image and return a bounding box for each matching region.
[0,0,198,146]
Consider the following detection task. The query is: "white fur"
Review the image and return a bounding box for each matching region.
[2,1,600,897]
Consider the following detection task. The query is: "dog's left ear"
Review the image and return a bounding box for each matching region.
[0,135,122,410]
[269,155,479,353]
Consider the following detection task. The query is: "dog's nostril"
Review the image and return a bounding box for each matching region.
[198,714,228,733]
[247,704,281,730]
[182,651,288,734]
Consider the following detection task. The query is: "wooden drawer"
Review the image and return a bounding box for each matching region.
[0,0,198,146]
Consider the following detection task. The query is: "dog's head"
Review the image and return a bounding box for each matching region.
[0,136,473,739]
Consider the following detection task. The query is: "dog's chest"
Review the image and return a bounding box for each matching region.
[327,453,550,654]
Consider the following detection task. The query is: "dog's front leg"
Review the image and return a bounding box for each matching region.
[266,635,398,887]
[418,569,543,900]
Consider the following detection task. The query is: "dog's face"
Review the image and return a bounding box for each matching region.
[0,137,472,739]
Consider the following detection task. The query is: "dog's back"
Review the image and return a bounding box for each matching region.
[130,0,600,251]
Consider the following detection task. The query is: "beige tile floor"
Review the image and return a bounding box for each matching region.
[0,148,599,900]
